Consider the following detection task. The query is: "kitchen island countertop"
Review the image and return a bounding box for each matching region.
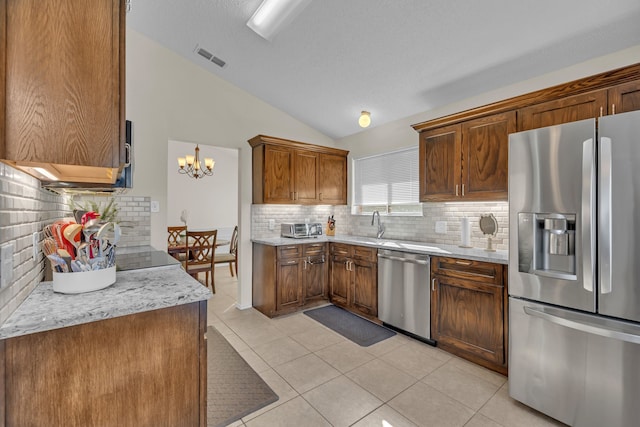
[252,235,508,264]
[0,263,211,340]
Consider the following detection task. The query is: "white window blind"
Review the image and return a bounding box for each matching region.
[352,146,421,215]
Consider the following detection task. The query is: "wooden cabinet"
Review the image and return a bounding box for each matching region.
[431,257,507,375]
[419,111,514,202]
[252,242,329,317]
[329,243,378,318]
[517,90,607,131]
[0,0,126,184]
[249,135,349,205]
[608,80,640,114]
[1,302,207,426]
[319,153,348,204]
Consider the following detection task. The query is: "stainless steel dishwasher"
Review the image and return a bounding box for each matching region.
[377,249,434,344]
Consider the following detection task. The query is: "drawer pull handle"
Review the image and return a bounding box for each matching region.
[455,260,472,265]
[432,278,436,291]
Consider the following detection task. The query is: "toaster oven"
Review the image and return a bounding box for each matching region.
[281,223,323,238]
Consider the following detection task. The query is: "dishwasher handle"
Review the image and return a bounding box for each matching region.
[377,253,430,265]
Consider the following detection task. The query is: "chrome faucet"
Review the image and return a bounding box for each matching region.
[371,210,385,239]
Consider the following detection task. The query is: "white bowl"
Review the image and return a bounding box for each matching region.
[52,266,116,294]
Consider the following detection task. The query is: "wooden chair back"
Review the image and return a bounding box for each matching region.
[185,229,217,292]
[167,226,186,247]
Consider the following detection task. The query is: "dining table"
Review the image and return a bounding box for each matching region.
[167,237,230,260]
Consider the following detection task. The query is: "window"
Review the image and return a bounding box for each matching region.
[352,146,421,216]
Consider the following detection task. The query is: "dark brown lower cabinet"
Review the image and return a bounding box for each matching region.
[1,302,207,426]
[431,257,507,375]
[253,242,329,317]
[329,243,378,318]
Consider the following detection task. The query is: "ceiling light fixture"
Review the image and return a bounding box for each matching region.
[177,145,215,179]
[247,0,312,41]
[359,111,371,128]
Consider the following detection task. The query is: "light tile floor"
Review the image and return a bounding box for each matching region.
[208,269,566,427]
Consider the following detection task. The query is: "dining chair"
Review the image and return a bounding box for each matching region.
[214,225,238,277]
[185,229,217,293]
[167,226,187,261]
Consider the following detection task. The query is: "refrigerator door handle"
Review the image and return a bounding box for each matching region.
[524,305,640,344]
[600,137,612,294]
[581,138,595,292]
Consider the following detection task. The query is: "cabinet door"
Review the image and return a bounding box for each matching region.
[264,145,294,203]
[351,259,377,317]
[329,255,350,306]
[431,275,504,364]
[517,90,607,131]
[4,0,124,168]
[276,258,303,312]
[608,80,640,114]
[293,150,319,203]
[461,112,514,201]
[319,153,348,204]
[303,256,328,302]
[419,124,462,201]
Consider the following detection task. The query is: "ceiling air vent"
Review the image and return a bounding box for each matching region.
[194,45,227,68]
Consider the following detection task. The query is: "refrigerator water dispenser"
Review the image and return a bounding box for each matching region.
[517,212,576,280]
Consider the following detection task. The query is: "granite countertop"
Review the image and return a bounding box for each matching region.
[252,235,508,264]
[0,263,212,340]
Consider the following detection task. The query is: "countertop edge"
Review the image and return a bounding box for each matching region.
[252,235,508,264]
[0,265,212,340]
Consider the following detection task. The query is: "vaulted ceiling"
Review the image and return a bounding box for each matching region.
[128,0,640,139]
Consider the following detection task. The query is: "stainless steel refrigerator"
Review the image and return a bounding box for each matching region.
[508,109,640,427]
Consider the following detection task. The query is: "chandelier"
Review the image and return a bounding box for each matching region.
[177,145,215,179]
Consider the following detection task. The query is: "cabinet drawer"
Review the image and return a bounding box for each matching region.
[432,257,502,285]
[352,246,376,262]
[278,245,302,259]
[304,242,327,256]
[330,243,351,256]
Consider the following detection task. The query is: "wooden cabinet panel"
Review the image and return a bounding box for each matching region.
[294,150,319,203]
[276,258,303,312]
[329,254,350,306]
[2,0,125,175]
[304,257,327,301]
[4,302,205,426]
[608,80,640,114]
[419,124,461,201]
[518,90,607,131]
[264,145,294,203]
[461,112,514,201]
[431,257,506,375]
[249,135,349,205]
[352,260,377,317]
[432,276,504,365]
[319,153,348,204]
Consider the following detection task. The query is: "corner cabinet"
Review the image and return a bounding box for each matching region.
[252,242,329,317]
[329,243,378,318]
[419,111,514,202]
[248,135,349,205]
[431,257,507,375]
[0,0,126,184]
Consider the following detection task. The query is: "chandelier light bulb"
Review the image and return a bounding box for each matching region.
[359,111,371,128]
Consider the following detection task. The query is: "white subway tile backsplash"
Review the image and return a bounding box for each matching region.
[252,201,509,251]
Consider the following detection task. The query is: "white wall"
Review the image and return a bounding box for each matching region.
[337,45,640,157]
[167,141,238,239]
[125,29,335,309]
